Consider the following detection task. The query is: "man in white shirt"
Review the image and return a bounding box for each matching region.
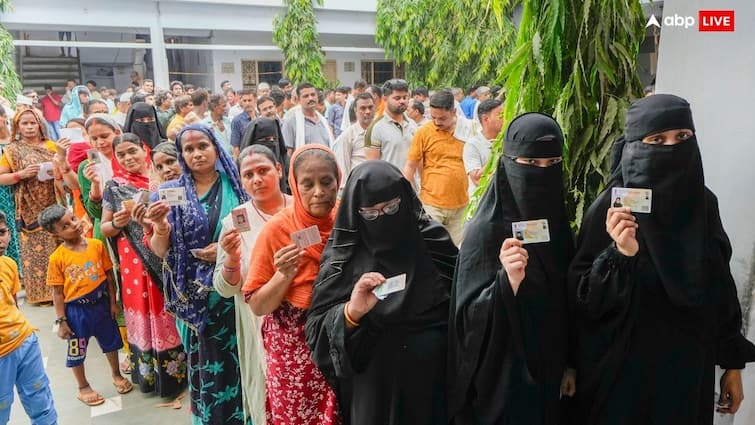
[335,92,376,180]
[464,98,503,195]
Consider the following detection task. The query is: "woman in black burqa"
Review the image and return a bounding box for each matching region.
[305,160,458,425]
[448,112,575,425]
[123,101,165,149]
[569,93,755,425]
[239,117,290,193]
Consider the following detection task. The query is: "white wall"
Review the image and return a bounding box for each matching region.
[656,2,754,424]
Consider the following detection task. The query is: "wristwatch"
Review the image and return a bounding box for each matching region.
[54,316,67,325]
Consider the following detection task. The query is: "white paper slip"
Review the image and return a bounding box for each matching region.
[291,225,320,249]
[512,219,550,244]
[373,273,407,300]
[158,187,188,206]
[36,162,55,181]
[231,207,251,232]
[611,187,652,213]
[59,127,85,142]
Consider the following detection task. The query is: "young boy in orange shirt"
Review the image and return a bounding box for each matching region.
[40,205,132,406]
[0,210,57,424]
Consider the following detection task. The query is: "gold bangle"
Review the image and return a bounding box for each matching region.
[153,224,171,237]
[344,302,360,327]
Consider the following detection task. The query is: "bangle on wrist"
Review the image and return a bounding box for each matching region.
[54,316,67,325]
[154,223,171,236]
[223,264,240,273]
[344,302,360,327]
[12,172,21,182]
[111,220,125,231]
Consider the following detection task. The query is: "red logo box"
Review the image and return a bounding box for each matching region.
[699,10,735,32]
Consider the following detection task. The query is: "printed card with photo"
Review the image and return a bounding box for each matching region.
[231,207,251,232]
[611,187,652,213]
[373,274,407,300]
[291,225,321,249]
[132,190,151,205]
[36,162,55,181]
[158,187,188,206]
[511,219,551,244]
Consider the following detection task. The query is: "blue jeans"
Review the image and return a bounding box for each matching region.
[48,121,61,141]
[0,333,57,425]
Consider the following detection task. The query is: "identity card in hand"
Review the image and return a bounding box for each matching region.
[59,127,85,143]
[291,225,320,249]
[611,187,652,213]
[511,219,550,244]
[158,187,188,206]
[373,274,407,300]
[231,207,251,232]
[132,190,151,205]
[36,162,55,181]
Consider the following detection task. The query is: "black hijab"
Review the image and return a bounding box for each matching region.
[125,102,165,149]
[449,112,574,417]
[615,94,706,306]
[239,117,290,193]
[308,161,458,333]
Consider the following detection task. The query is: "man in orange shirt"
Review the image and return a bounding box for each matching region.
[0,210,57,424]
[403,90,472,246]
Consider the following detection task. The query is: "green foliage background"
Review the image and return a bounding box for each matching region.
[273,0,329,87]
[0,0,22,106]
[376,0,646,228]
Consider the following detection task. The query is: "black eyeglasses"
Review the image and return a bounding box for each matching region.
[358,197,401,221]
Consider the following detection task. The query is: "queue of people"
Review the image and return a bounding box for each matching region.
[0,75,753,425]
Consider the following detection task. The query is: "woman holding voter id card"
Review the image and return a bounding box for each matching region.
[569,94,755,425]
[448,113,575,425]
[306,160,458,425]
[100,132,185,397]
[243,144,342,424]
[147,124,247,424]
[213,144,292,425]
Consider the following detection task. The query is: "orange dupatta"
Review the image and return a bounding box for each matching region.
[243,144,341,309]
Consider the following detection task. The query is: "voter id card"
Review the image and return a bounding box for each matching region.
[373,273,407,300]
[511,219,550,244]
[291,225,320,249]
[611,187,652,213]
[158,187,188,206]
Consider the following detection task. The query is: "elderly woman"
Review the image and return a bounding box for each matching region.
[150,141,182,184]
[214,144,292,425]
[147,124,247,424]
[0,109,72,304]
[100,133,186,397]
[569,94,755,424]
[243,145,342,424]
[306,160,458,424]
[448,113,575,425]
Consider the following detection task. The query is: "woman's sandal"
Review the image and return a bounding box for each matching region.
[77,386,106,406]
[113,377,133,394]
[120,359,132,375]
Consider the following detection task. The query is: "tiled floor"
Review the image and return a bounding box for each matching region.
[8,294,190,424]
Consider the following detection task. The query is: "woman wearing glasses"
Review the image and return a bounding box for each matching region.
[306,160,458,425]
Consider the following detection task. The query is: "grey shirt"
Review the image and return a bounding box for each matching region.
[364,114,417,171]
[282,112,332,149]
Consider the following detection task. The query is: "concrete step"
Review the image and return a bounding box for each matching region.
[22,56,80,65]
[22,63,80,72]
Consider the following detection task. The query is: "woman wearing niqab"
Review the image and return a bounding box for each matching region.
[306,160,458,425]
[239,117,290,193]
[124,101,165,149]
[569,94,755,425]
[448,112,575,425]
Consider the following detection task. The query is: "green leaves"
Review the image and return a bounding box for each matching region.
[0,0,21,106]
[273,0,328,87]
[467,0,645,229]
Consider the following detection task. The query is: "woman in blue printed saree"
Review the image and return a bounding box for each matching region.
[147,124,248,424]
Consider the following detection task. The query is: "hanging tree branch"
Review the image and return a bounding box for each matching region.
[273,0,328,87]
[0,0,22,106]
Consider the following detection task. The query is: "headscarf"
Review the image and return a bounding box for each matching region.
[448,112,574,419]
[11,109,46,142]
[151,140,178,159]
[616,94,705,306]
[243,144,341,309]
[124,102,165,149]
[158,123,247,332]
[306,161,457,377]
[111,133,151,189]
[239,117,290,193]
[59,85,90,126]
[84,113,125,183]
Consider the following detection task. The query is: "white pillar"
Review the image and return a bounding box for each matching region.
[150,1,170,90]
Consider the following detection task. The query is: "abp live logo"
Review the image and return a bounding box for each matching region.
[699,10,735,32]
[646,10,735,32]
